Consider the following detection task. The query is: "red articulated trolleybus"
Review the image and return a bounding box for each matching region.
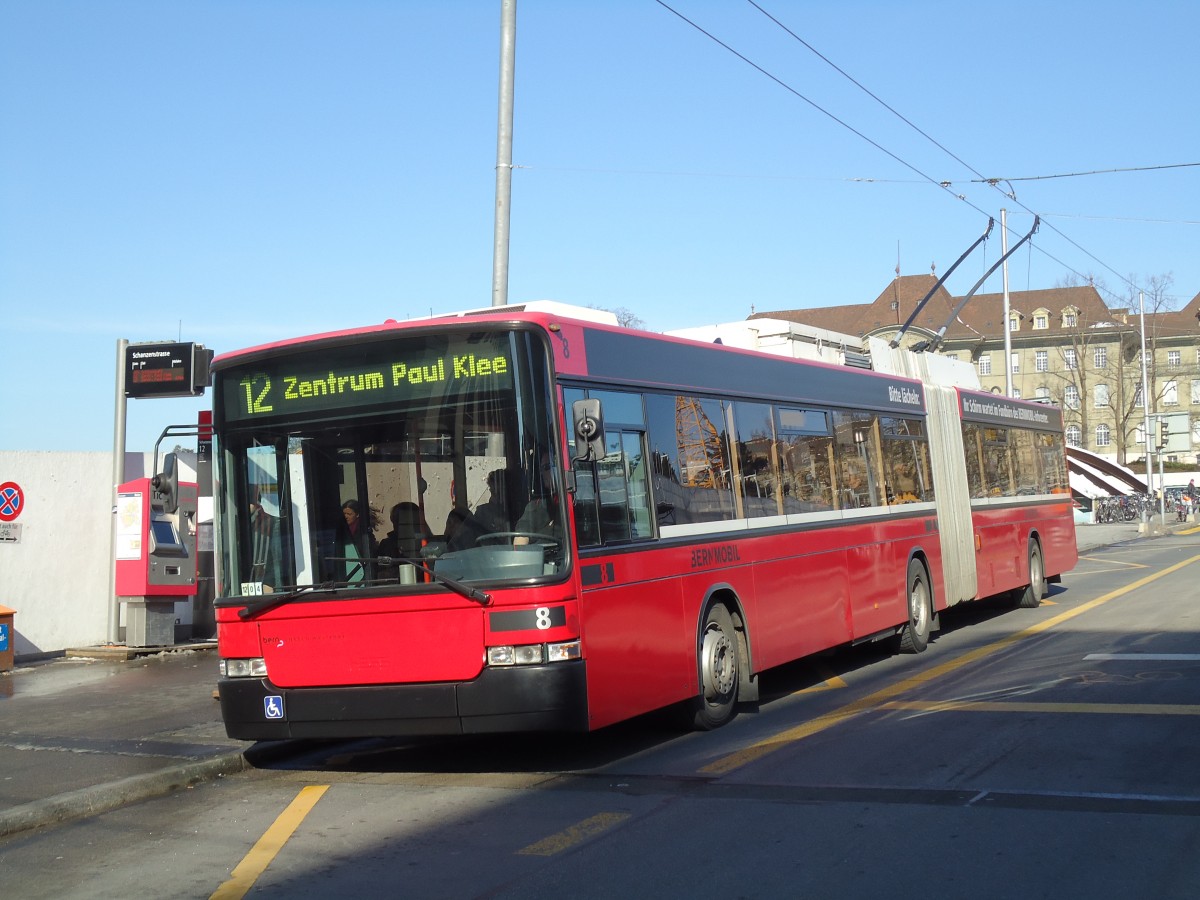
[212,302,1076,739]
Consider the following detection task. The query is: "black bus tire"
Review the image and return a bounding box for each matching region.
[690,604,740,730]
[897,559,932,654]
[1015,541,1045,609]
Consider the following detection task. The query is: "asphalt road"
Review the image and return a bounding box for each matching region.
[3,522,1199,898]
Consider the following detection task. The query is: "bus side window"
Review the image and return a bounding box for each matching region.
[833,411,881,509]
[572,461,601,547]
[597,430,652,543]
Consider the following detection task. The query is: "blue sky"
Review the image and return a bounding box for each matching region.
[3,1,1197,452]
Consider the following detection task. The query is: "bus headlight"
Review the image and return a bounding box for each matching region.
[487,640,580,667]
[220,657,268,678]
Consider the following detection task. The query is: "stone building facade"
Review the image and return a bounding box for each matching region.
[755,275,1200,466]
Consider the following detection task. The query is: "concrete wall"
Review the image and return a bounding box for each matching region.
[0,451,115,657]
[0,450,202,659]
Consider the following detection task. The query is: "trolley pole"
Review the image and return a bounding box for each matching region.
[491,0,516,308]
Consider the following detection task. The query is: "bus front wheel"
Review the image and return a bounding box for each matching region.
[691,604,740,730]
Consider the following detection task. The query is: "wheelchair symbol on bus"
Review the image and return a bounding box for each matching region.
[264,695,285,720]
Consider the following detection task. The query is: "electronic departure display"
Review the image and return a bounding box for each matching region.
[125,341,213,399]
[219,334,517,422]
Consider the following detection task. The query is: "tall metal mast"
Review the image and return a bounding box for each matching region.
[491,0,517,307]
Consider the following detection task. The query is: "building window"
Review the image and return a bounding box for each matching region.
[1064,348,1077,370]
[1095,424,1111,447]
[1064,310,1078,327]
[1035,350,1048,372]
[1010,352,1020,374]
[1009,314,1020,333]
[1094,346,1107,370]
[1011,387,1021,399]
[1191,380,1200,405]
[1168,350,1181,369]
[1065,424,1082,446]
[1094,384,1109,408]
[1064,385,1080,409]
[1035,386,1050,401]
[1034,313,1048,329]
[1164,379,1178,405]
[978,355,992,376]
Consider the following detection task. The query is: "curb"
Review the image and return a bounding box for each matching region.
[0,751,250,839]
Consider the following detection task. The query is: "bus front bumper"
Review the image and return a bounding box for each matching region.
[217,660,589,740]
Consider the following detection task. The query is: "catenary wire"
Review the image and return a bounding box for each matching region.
[715,0,1174,301]
[651,0,994,222]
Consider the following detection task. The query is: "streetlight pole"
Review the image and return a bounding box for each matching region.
[1001,209,1013,397]
[1139,291,1153,526]
[491,0,517,308]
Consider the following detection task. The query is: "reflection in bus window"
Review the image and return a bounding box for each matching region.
[1012,428,1040,494]
[1039,432,1069,493]
[777,408,834,512]
[646,393,734,525]
[879,417,932,504]
[732,401,780,518]
[982,427,1013,496]
[833,411,880,509]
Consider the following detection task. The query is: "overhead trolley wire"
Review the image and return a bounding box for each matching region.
[660,0,1173,301]
[738,0,1157,300]
[651,0,994,222]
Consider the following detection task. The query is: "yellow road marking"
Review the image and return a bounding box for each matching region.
[518,812,631,856]
[211,785,329,900]
[699,552,1200,776]
[1076,556,1149,570]
[798,666,848,693]
[882,699,1200,716]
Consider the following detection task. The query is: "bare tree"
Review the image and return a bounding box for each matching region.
[591,305,645,329]
[1049,274,1107,451]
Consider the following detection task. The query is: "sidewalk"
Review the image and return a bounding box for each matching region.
[0,643,254,839]
[1,518,1196,840]
[1075,513,1192,553]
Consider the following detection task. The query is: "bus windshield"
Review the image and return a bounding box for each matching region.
[212,327,566,598]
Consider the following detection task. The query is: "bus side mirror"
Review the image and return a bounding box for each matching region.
[572,399,605,462]
[151,453,179,513]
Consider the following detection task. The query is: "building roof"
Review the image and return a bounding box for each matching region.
[751,275,1195,344]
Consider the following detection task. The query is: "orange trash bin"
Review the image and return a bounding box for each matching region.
[0,605,14,672]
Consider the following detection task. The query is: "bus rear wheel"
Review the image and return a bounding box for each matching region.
[1014,541,1045,609]
[691,604,740,730]
[897,559,932,654]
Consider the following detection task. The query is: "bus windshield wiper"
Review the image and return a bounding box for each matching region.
[328,555,493,607]
[411,559,492,606]
[233,582,356,620]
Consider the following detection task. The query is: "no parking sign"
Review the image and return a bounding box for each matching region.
[0,482,23,522]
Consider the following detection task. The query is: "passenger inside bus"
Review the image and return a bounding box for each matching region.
[473,469,511,532]
[444,506,490,552]
[336,499,378,582]
[513,455,559,543]
[378,501,431,575]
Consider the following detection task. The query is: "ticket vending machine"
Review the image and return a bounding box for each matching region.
[115,453,198,647]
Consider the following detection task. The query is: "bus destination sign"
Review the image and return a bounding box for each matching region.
[222,342,514,422]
